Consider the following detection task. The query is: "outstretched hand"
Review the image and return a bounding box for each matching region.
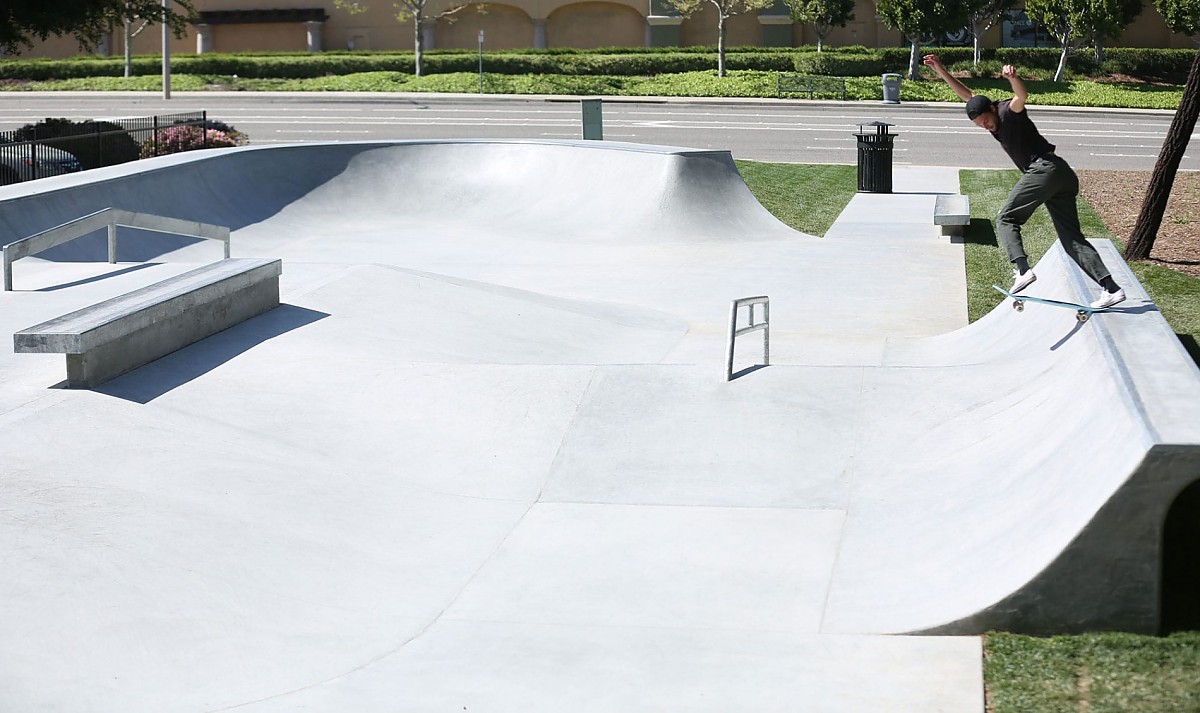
[1002,64,1018,79]
[922,54,943,70]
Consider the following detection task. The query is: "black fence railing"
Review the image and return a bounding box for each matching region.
[0,111,209,186]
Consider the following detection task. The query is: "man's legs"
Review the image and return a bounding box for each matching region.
[1040,157,1115,287]
[998,157,1122,304]
[996,169,1047,290]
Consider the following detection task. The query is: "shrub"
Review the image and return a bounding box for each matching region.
[11,117,140,169]
[794,52,886,76]
[140,125,239,158]
[0,48,1190,83]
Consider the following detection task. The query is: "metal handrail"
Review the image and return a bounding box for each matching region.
[725,295,769,381]
[3,208,230,291]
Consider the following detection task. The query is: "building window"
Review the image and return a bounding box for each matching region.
[1002,9,1054,47]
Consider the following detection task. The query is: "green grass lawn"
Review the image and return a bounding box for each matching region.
[737,160,1200,711]
[985,632,1200,712]
[733,160,856,237]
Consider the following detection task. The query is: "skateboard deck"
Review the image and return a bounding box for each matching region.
[992,284,1109,323]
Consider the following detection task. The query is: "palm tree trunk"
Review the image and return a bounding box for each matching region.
[1125,48,1200,260]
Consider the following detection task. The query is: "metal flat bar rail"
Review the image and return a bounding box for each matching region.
[725,295,769,381]
[3,207,231,290]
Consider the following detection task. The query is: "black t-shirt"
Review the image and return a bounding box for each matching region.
[991,99,1056,171]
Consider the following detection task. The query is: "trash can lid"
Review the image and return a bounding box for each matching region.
[856,120,895,135]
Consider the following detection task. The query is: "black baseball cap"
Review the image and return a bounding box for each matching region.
[965,95,993,119]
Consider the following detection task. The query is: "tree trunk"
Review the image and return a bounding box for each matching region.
[972,21,982,68]
[1094,37,1104,67]
[413,11,423,77]
[1054,39,1070,82]
[907,38,921,80]
[1125,48,1200,261]
[717,13,727,77]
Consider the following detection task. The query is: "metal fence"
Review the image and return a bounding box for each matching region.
[0,112,209,186]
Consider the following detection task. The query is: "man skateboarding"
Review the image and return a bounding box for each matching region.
[923,54,1125,309]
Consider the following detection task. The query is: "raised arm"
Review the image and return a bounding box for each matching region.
[922,54,974,101]
[1002,64,1028,112]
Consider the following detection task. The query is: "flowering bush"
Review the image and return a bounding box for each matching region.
[140,125,240,158]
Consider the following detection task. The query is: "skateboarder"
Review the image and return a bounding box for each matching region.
[922,54,1125,309]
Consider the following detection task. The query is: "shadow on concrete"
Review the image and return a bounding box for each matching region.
[1049,303,1160,350]
[34,262,161,292]
[94,304,329,404]
[729,364,769,380]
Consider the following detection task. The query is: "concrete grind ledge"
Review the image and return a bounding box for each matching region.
[13,257,281,387]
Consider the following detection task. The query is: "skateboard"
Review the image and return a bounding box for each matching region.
[991,284,1111,323]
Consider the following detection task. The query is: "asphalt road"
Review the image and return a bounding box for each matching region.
[0,91,1192,171]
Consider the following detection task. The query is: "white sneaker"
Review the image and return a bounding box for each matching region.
[1010,269,1037,293]
[1090,289,1126,309]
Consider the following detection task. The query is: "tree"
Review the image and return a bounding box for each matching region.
[1024,0,1137,80]
[1124,0,1200,260]
[1157,0,1200,34]
[118,1,162,77]
[335,0,480,77]
[0,0,194,55]
[876,0,972,79]
[664,0,776,76]
[1023,0,1088,81]
[1090,0,1142,65]
[965,0,1016,68]
[788,0,855,52]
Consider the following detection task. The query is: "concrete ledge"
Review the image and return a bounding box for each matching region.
[14,257,282,387]
[934,194,970,237]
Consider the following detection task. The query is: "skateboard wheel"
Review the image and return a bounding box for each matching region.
[1012,301,1024,312]
[1077,311,1089,323]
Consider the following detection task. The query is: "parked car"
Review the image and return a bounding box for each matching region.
[0,144,84,185]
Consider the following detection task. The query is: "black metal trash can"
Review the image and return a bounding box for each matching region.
[855,121,895,193]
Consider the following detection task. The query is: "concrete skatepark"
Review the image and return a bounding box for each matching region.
[2,139,1199,711]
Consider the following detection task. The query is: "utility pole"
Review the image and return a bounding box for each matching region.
[477,30,484,94]
[162,0,171,99]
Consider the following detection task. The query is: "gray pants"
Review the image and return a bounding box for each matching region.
[997,154,1111,285]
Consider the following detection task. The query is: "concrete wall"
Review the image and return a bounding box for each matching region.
[437,4,531,50]
[548,3,646,49]
[7,0,1196,57]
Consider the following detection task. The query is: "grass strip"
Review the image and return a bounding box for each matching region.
[985,632,1200,713]
[735,160,856,236]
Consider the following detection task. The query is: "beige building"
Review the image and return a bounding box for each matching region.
[14,0,1198,59]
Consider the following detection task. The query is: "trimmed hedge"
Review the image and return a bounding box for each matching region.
[0,46,1190,83]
